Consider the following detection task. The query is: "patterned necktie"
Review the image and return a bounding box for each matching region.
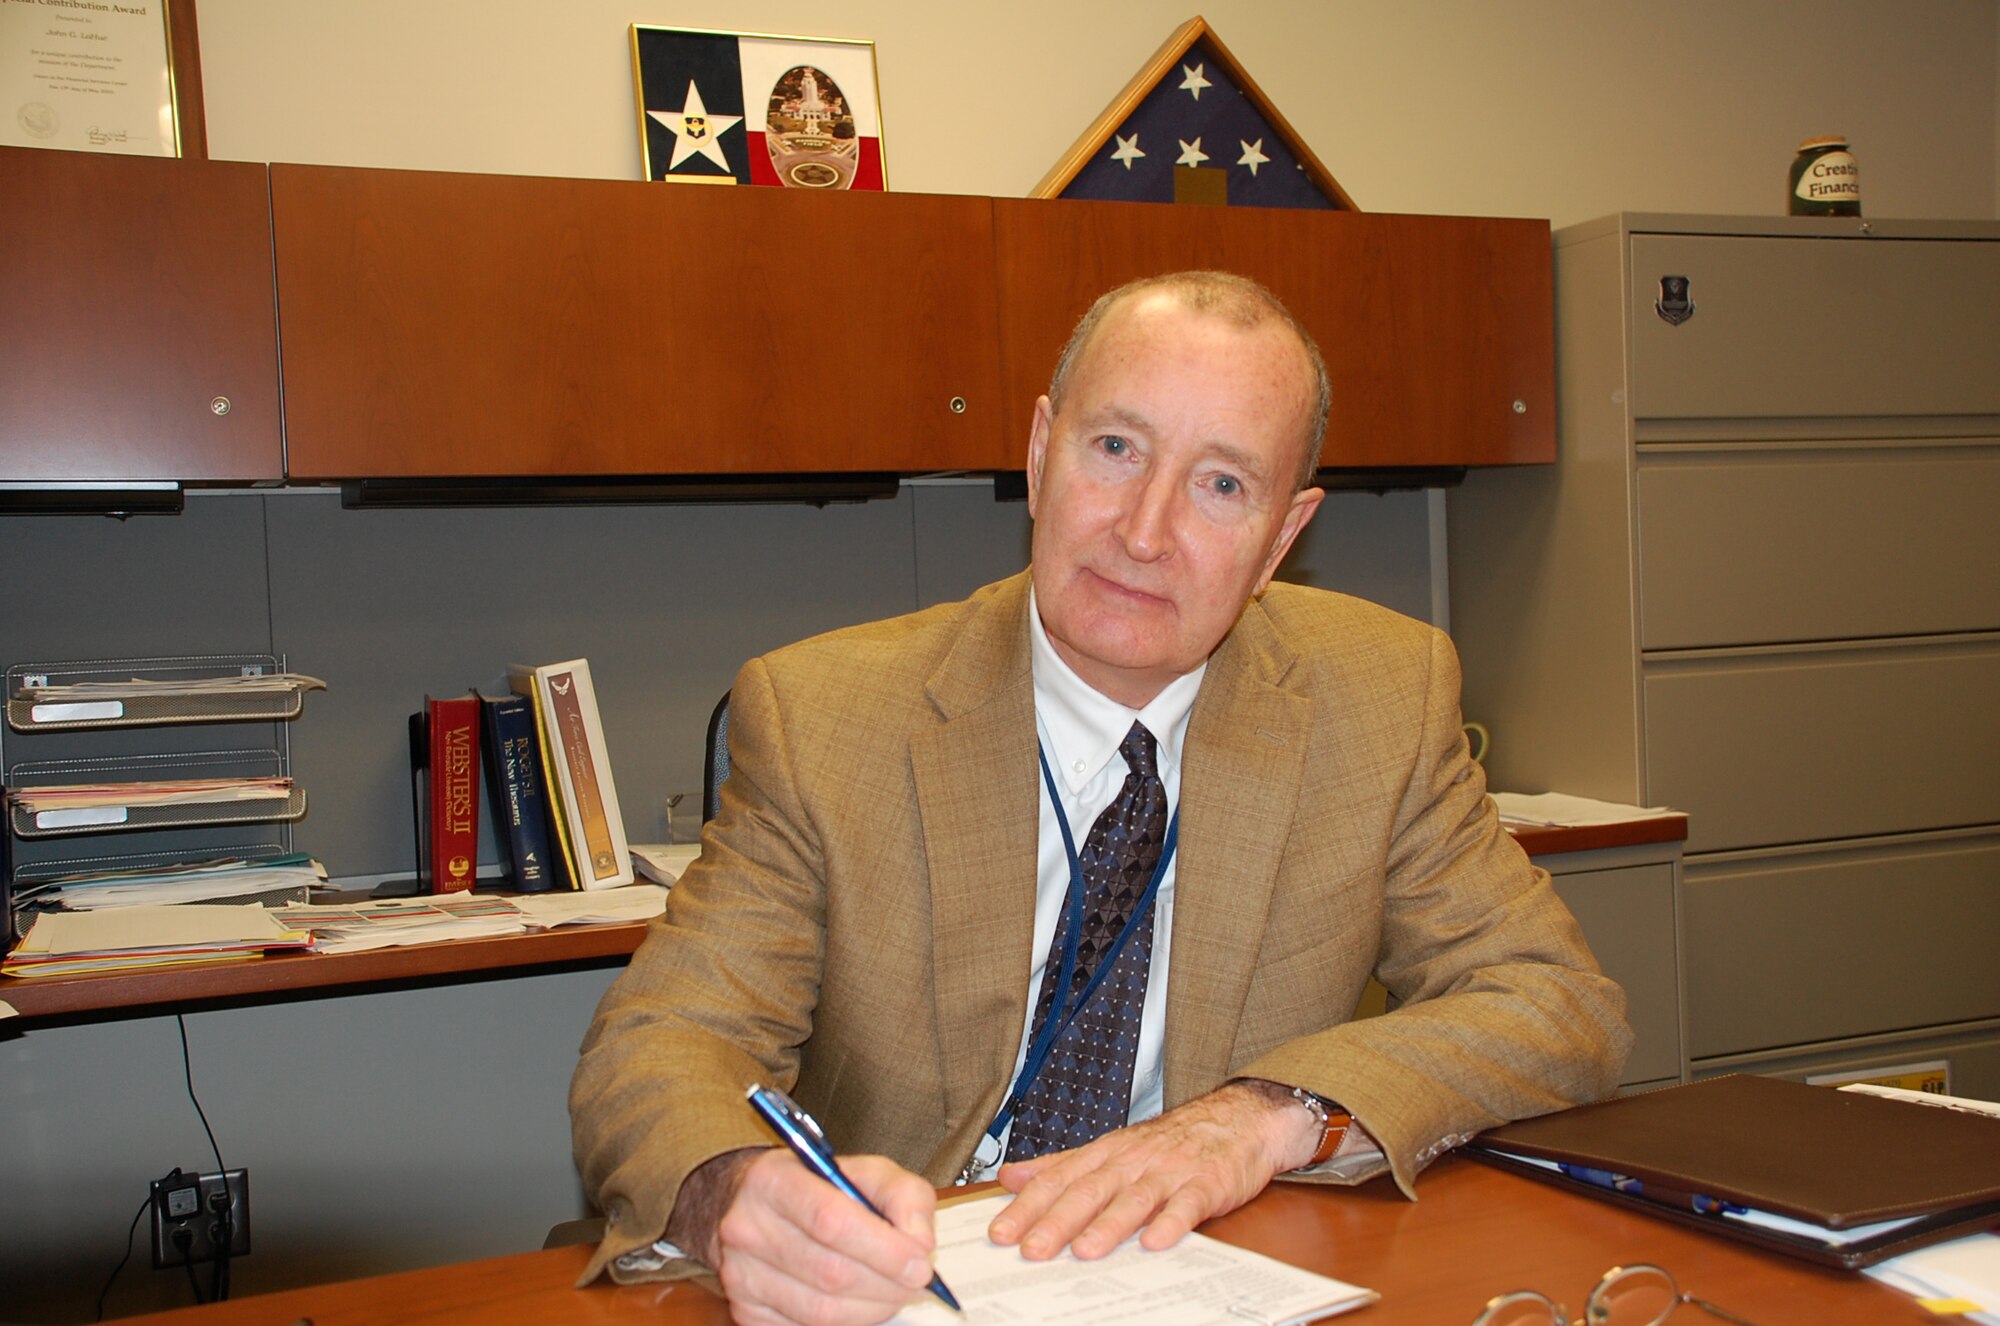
[1006,722,1168,1160]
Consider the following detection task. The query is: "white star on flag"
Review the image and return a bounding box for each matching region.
[1179,62,1212,100]
[1176,137,1209,168]
[1109,133,1145,170]
[648,79,742,173]
[1238,138,1270,176]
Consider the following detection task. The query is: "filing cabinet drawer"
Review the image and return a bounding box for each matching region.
[1627,234,2000,421]
[1683,835,2000,1058]
[1636,447,2000,648]
[1643,640,2000,852]
[1548,862,1681,1085]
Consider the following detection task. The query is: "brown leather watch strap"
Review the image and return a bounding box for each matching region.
[1289,1087,1352,1170]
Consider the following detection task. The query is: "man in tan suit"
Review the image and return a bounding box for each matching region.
[573,272,1630,1325]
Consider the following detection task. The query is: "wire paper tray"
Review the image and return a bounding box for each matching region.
[5,748,307,840]
[6,655,316,732]
[9,787,308,839]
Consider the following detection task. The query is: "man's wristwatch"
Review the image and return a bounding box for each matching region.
[1288,1087,1352,1170]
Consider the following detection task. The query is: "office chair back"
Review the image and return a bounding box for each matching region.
[703,690,731,822]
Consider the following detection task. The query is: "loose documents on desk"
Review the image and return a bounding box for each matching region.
[887,1193,1374,1325]
[267,883,667,953]
[1487,791,1678,827]
[2,903,312,977]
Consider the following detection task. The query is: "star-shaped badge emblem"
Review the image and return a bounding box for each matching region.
[1109,132,1145,170]
[1179,62,1212,100]
[1238,138,1270,177]
[648,79,742,173]
[1176,137,1209,168]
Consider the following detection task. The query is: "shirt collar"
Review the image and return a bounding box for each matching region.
[1028,586,1204,794]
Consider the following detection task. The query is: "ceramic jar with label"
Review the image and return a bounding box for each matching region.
[1789,135,1861,216]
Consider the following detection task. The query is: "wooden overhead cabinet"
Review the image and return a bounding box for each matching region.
[991,199,1555,471]
[270,165,1006,480]
[0,147,281,482]
[270,164,1555,482]
[0,151,1557,485]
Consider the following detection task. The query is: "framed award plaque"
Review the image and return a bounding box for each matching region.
[1,0,180,155]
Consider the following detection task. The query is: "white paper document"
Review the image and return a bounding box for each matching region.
[30,903,299,956]
[1489,791,1677,827]
[1838,1082,2000,1119]
[515,883,669,926]
[629,844,701,885]
[890,1194,1375,1326]
[1868,1232,2000,1325]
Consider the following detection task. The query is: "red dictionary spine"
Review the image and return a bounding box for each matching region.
[428,695,481,893]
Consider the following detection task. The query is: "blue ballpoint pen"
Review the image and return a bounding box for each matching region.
[746,1084,963,1313]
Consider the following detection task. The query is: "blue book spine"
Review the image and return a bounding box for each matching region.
[480,693,559,893]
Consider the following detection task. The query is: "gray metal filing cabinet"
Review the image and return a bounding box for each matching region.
[1448,213,2000,1097]
[1540,838,1685,1091]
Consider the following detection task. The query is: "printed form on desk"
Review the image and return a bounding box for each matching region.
[891,1194,1374,1325]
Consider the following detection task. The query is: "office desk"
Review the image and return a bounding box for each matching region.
[6,819,1678,1028]
[117,1156,1936,1325]
[0,916,650,1024]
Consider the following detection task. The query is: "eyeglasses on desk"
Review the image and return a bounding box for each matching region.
[1475,1263,1761,1326]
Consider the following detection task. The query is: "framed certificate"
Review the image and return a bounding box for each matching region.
[630,25,886,190]
[1,0,180,155]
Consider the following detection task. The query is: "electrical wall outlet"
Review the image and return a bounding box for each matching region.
[149,1168,250,1269]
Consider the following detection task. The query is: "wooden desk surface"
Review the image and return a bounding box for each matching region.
[1503,812,1688,858]
[0,918,650,1023]
[117,1156,1935,1325]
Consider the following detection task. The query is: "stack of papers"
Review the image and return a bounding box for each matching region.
[515,884,668,927]
[1489,791,1679,827]
[8,776,294,832]
[269,894,531,953]
[2,904,313,978]
[17,672,326,700]
[12,854,327,910]
[269,884,667,954]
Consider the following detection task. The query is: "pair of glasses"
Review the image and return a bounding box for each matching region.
[1475,1263,1760,1326]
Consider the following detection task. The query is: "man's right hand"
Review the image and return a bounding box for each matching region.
[674,1146,941,1326]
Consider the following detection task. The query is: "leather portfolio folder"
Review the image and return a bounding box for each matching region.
[1467,1074,2000,1269]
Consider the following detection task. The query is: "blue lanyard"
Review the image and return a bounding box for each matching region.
[959,742,1179,1181]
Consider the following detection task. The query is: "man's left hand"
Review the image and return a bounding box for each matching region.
[987,1079,1319,1261]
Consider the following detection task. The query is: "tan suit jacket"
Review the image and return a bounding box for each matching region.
[571,572,1630,1280]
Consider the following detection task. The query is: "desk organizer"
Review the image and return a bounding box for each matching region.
[2,653,316,944]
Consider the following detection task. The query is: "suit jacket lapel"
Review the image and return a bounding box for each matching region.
[1164,599,1311,1105]
[909,572,1040,1173]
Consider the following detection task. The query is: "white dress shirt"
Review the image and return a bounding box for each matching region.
[966,591,1204,1178]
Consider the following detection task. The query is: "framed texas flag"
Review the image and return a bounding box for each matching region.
[630,26,887,190]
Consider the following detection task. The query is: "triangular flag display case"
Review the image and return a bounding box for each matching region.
[1033,16,1357,210]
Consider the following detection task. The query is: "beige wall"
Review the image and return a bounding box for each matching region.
[198,0,1998,224]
